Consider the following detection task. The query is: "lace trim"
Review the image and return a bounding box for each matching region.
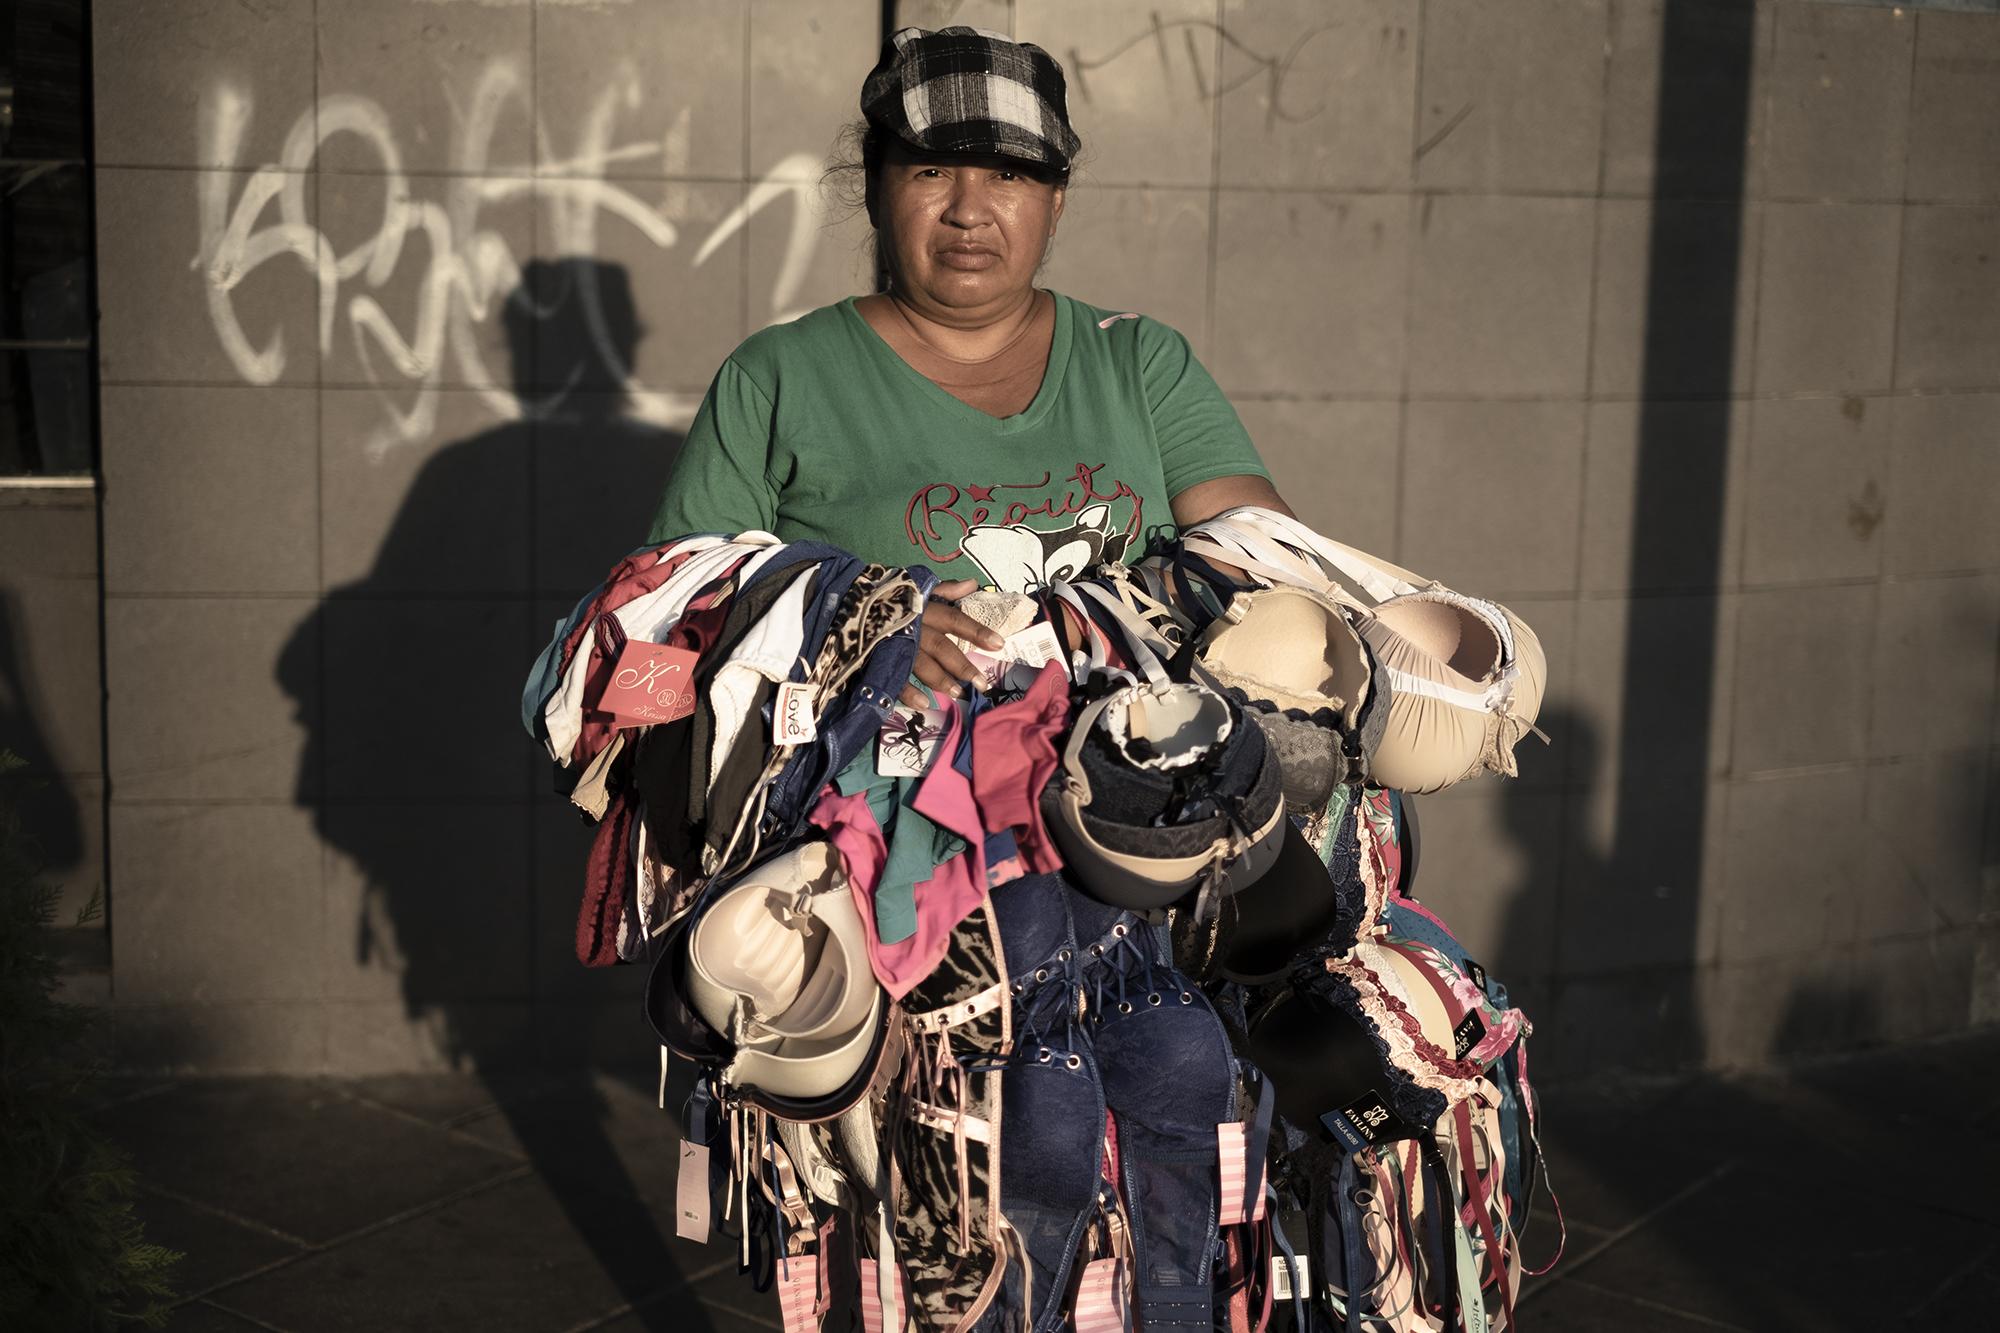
[1212,681,1350,733]
[1325,953,1484,1108]
[1350,800,1393,945]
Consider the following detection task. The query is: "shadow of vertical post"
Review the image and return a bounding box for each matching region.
[1614,0,1756,1067]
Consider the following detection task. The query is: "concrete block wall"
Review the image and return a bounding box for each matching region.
[84,0,2000,1074]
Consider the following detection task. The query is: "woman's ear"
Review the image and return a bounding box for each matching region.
[1050,185,1066,231]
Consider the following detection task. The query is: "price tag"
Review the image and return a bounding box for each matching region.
[965,621,1064,693]
[597,639,700,727]
[1322,1090,1397,1153]
[775,1253,823,1333]
[675,1139,711,1243]
[1216,1122,1268,1225]
[1073,1257,1130,1333]
[878,703,948,777]
[774,681,817,746]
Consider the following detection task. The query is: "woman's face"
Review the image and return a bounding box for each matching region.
[872,146,1066,322]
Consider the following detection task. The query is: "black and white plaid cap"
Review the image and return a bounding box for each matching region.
[860,26,1082,178]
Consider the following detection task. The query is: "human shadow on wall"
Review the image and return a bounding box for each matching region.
[0,589,84,883]
[277,259,710,1330]
[1611,0,1757,1070]
[1503,8,1758,1290]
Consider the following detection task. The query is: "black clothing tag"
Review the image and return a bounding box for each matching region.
[1323,1090,1396,1153]
[1453,1010,1487,1061]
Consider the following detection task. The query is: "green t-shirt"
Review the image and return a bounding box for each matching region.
[646,291,1268,593]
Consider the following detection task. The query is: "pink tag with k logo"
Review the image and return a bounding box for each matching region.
[598,639,699,728]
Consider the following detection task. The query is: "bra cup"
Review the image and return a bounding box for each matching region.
[768,948,848,1037]
[1200,586,1372,722]
[725,988,885,1099]
[691,888,812,1024]
[1370,943,1457,1052]
[1503,607,1548,733]
[769,885,878,1042]
[1373,595,1502,681]
[1101,682,1233,769]
[1360,616,1489,696]
[1358,618,1488,794]
[1368,698,1485,795]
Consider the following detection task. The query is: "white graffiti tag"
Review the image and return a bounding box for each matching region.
[196,61,832,454]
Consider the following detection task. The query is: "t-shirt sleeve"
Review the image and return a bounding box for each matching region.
[1138,318,1270,497]
[645,356,782,544]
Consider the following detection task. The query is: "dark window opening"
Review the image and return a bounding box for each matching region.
[1,0,93,477]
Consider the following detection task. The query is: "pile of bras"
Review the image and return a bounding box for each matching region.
[522,508,1562,1333]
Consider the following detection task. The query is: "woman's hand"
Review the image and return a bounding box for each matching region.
[902,579,1004,709]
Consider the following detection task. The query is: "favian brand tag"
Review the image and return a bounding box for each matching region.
[1453,1010,1488,1061]
[675,1138,712,1243]
[1216,1123,1268,1225]
[774,681,817,745]
[965,622,1063,693]
[877,703,948,777]
[597,639,700,727]
[1270,1254,1311,1302]
[1072,1256,1131,1333]
[1322,1090,1396,1154]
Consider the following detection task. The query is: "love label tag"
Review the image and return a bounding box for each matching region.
[1216,1122,1268,1225]
[598,639,700,727]
[675,1139,711,1243]
[774,681,817,746]
[877,704,948,777]
[965,622,1064,693]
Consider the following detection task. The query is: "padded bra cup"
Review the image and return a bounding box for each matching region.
[1200,586,1371,718]
[1100,683,1232,769]
[1373,598,1501,680]
[773,946,850,1036]
[1360,941,1456,1050]
[1360,593,1544,795]
[693,889,813,1021]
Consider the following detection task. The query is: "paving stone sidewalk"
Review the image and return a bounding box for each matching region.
[95,1028,2000,1332]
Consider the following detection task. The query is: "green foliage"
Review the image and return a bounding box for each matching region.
[0,751,181,1329]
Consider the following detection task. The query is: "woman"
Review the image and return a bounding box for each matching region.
[647,24,1293,710]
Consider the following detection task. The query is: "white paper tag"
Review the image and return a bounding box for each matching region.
[966,621,1064,693]
[878,704,948,777]
[676,1139,711,1243]
[774,681,817,746]
[1271,1254,1310,1301]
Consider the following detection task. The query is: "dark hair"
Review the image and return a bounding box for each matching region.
[822,121,886,218]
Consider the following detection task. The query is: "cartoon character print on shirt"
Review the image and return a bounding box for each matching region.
[904,462,1143,594]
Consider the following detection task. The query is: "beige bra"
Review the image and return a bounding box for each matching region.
[1177,508,1546,796]
[685,842,885,1101]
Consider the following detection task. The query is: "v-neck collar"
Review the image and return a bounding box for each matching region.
[838,291,1074,433]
